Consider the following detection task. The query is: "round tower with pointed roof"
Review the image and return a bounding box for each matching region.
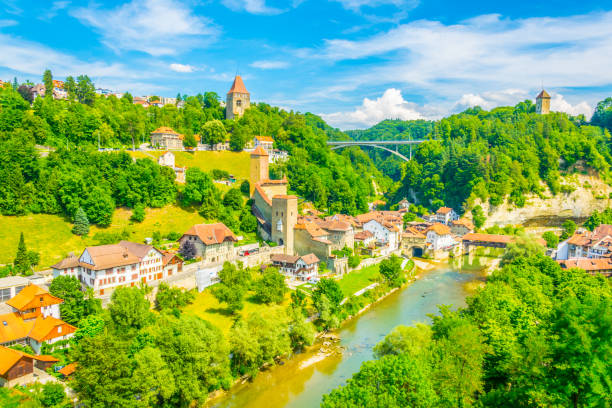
[536,89,551,115]
[226,75,250,120]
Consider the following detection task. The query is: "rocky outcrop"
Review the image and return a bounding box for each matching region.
[475,174,611,227]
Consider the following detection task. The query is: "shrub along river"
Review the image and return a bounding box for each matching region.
[207,265,483,408]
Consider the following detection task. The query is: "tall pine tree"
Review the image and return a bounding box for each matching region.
[14,232,29,274]
[72,207,90,236]
[43,69,53,97]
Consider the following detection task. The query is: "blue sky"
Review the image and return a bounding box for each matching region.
[1,0,611,129]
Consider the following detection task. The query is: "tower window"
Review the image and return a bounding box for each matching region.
[276,219,283,232]
[236,100,242,107]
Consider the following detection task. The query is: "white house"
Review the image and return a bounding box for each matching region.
[51,241,178,296]
[253,136,274,152]
[0,277,30,303]
[270,253,319,281]
[426,223,456,250]
[363,219,400,250]
[178,223,238,264]
[433,207,459,225]
[158,151,175,167]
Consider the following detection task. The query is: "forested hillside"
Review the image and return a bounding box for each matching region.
[348,101,612,213]
[0,78,389,227]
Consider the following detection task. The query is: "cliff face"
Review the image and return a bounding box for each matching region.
[476,175,611,227]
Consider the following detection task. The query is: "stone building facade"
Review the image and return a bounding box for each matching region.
[226,75,250,120]
[536,89,551,114]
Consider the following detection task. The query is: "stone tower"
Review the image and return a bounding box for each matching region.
[250,146,269,195]
[536,89,551,114]
[271,195,297,254]
[226,75,250,120]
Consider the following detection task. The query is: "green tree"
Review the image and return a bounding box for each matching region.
[201,119,226,146]
[240,180,250,196]
[471,205,486,229]
[254,268,287,304]
[132,346,176,406]
[155,282,195,312]
[379,255,404,287]
[71,314,105,345]
[542,231,559,248]
[560,219,577,240]
[212,262,251,313]
[50,275,101,325]
[13,232,38,275]
[130,203,145,223]
[183,131,197,149]
[72,206,90,235]
[39,383,66,407]
[223,187,243,210]
[108,287,152,333]
[75,74,96,106]
[42,69,53,96]
[64,76,76,101]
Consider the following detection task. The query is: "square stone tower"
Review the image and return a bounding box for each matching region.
[536,90,551,114]
[226,75,250,120]
[271,195,297,254]
[250,146,269,195]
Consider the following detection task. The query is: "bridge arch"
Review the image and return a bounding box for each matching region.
[329,143,411,161]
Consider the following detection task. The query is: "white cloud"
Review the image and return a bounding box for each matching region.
[222,0,284,15]
[41,1,70,20]
[550,93,594,118]
[72,0,217,56]
[320,88,433,129]
[334,0,417,11]
[0,33,163,95]
[454,89,530,111]
[169,63,195,73]
[250,60,289,69]
[297,11,612,110]
[0,19,17,27]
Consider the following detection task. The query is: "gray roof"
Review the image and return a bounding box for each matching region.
[0,276,30,289]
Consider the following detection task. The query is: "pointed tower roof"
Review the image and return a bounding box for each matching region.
[227,75,249,95]
[536,89,550,99]
[251,146,269,156]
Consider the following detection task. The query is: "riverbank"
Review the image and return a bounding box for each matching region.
[207,266,480,408]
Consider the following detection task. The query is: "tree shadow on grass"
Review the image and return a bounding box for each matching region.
[205,307,235,317]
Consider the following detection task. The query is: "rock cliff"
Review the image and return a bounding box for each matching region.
[475,174,611,227]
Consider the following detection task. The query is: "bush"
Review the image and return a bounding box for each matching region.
[542,231,559,248]
[130,204,146,223]
[39,383,66,407]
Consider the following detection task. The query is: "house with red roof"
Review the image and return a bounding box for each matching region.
[270,253,320,281]
[433,207,459,225]
[179,223,238,264]
[0,285,77,354]
[150,126,183,150]
[0,345,59,387]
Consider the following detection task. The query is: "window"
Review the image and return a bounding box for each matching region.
[276,219,283,232]
[0,288,10,301]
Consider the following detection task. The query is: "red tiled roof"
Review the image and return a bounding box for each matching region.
[255,136,273,142]
[451,218,475,230]
[254,183,272,206]
[6,285,63,311]
[558,258,612,271]
[151,126,178,135]
[183,223,237,246]
[227,75,249,94]
[426,223,451,235]
[436,207,452,215]
[58,362,77,377]
[300,253,320,264]
[355,230,374,240]
[536,90,550,99]
[462,233,513,244]
[251,146,269,156]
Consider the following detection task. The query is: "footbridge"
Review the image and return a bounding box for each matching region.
[327,139,428,161]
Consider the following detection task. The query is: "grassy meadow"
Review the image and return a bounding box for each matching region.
[129,150,251,180]
[0,205,206,269]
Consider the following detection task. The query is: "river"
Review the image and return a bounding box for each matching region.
[208,266,480,408]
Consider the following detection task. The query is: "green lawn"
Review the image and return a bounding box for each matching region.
[183,286,291,335]
[0,205,207,269]
[130,150,251,180]
[337,264,382,297]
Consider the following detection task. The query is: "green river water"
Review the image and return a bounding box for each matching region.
[208,266,481,408]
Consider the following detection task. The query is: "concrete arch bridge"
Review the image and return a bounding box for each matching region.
[326,140,428,161]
